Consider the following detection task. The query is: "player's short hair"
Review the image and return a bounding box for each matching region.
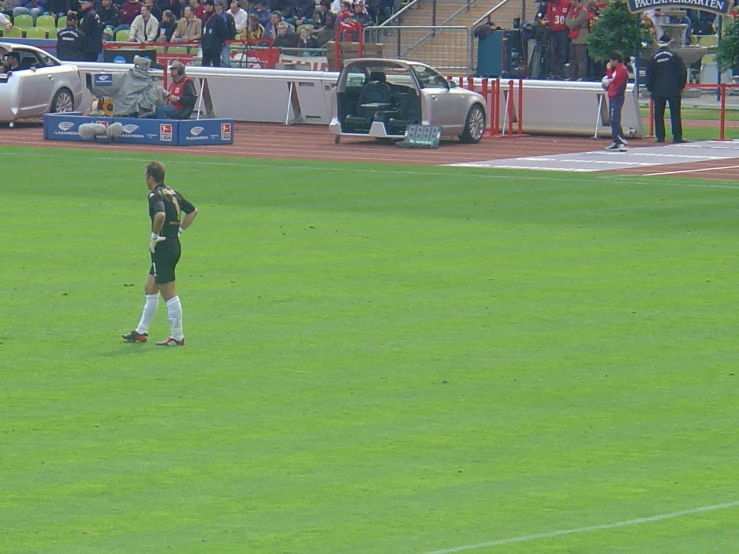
[609,51,623,63]
[146,161,166,183]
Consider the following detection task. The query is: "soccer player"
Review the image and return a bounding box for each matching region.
[122,162,198,346]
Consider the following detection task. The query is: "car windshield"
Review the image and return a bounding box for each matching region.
[409,64,449,89]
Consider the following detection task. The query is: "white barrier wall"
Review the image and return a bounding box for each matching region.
[75,63,643,137]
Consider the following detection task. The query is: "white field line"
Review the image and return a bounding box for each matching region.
[425,500,739,554]
[645,164,739,176]
[3,149,739,189]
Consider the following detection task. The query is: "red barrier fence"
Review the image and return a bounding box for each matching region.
[463,77,525,138]
[647,83,739,141]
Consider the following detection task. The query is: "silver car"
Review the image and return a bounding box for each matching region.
[330,58,486,144]
[0,42,84,127]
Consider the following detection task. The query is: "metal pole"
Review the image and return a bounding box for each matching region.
[717,16,723,101]
[432,0,437,26]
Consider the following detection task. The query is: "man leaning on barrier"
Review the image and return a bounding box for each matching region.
[147,61,197,119]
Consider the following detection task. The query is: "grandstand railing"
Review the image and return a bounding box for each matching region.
[363,25,472,73]
[380,0,421,28]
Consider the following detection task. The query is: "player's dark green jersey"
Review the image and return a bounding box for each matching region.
[148,184,196,238]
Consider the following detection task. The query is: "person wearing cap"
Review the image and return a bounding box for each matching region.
[79,0,104,61]
[645,34,687,144]
[351,0,371,27]
[201,0,228,66]
[56,11,86,61]
[151,61,197,118]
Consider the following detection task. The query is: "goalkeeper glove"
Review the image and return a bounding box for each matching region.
[149,232,166,253]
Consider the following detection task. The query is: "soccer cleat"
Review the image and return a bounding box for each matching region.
[604,142,620,151]
[617,143,629,152]
[122,330,148,343]
[156,336,185,346]
[673,139,688,144]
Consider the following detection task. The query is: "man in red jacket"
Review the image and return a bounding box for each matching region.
[602,50,629,152]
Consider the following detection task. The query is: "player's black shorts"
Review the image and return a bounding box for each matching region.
[149,237,181,284]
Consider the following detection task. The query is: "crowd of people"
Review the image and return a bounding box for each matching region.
[1,0,399,63]
[533,0,716,81]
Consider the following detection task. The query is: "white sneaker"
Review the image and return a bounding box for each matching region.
[605,142,619,151]
[617,143,629,152]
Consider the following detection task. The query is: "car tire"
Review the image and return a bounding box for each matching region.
[459,104,485,144]
[50,88,75,113]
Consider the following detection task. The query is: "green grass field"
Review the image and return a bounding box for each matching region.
[1,146,738,554]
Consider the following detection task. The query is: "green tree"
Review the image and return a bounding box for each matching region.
[716,17,739,72]
[587,0,652,62]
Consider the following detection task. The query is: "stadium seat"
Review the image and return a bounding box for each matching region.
[3,26,23,38]
[35,14,56,30]
[56,15,67,28]
[25,27,48,38]
[12,14,33,30]
[697,34,718,46]
[115,29,129,41]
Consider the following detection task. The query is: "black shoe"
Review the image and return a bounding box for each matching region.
[656,139,665,143]
[673,139,688,144]
[122,330,148,343]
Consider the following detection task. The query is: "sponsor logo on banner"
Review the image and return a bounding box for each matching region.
[93,74,114,87]
[220,123,232,141]
[190,126,204,136]
[160,123,173,142]
[58,121,75,131]
[122,124,139,133]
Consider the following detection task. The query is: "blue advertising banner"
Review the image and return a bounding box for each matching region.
[178,120,234,146]
[44,114,234,146]
[627,0,732,16]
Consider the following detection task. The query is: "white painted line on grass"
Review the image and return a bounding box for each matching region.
[645,164,739,176]
[424,500,739,554]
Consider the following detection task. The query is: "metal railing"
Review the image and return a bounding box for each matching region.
[363,25,473,73]
[381,0,422,27]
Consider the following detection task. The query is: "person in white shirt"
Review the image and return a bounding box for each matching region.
[226,0,248,34]
[130,4,159,42]
[0,13,13,33]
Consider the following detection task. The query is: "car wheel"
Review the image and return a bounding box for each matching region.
[459,104,485,144]
[51,88,75,113]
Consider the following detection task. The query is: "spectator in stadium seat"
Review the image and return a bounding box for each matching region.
[296,23,318,50]
[12,0,49,22]
[286,0,313,27]
[156,8,176,40]
[56,12,86,60]
[264,10,293,38]
[312,0,330,28]
[352,0,371,27]
[118,0,142,27]
[98,0,122,37]
[241,12,263,39]
[187,0,205,21]
[226,0,247,34]
[201,0,227,66]
[130,3,159,41]
[144,0,162,20]
[314,12,334,45]
[250,0,270,28]
[172,5,202,41]
[272,20,295,47]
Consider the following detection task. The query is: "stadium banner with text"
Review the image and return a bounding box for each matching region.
[43,114,234,146]
[627,0,732,16]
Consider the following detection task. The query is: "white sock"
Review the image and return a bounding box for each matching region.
[166,296,184,341]
[136,294,159,334]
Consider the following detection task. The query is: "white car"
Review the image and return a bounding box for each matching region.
[0,42,84,127]
[330,58,487,144]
